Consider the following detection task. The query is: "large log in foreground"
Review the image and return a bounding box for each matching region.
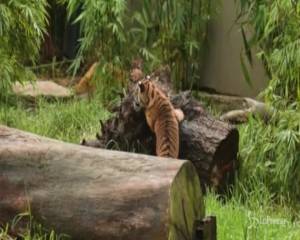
[82,66,239,193]
[0,125,204,240]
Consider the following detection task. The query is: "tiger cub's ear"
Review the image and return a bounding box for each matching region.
[138,81,145,93]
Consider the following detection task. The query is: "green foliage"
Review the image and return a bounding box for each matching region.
[0,0,48,96]
[238,0,300,103]
[58,0,129,103]
[62,0,212,91]
[238,111,300,204]
[236,0,300,206]
[131,0,211,89]
[61,0,128,73]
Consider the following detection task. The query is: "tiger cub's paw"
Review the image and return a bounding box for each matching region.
[174,108,184,122]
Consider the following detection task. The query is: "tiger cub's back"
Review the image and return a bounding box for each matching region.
[134,79,182,158]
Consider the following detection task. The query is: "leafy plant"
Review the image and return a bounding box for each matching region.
[237,0,300,103]
[61,0,128,71]
[238,112,300,204]
[57,0,129,103]
[0,0,48,97]
[235,0,300,206]
[131,0,212,90]
[61,0,213,92]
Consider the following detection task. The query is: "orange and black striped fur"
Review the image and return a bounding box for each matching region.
[133,78,184,158]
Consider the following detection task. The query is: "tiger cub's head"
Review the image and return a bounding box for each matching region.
[133,76,153,111]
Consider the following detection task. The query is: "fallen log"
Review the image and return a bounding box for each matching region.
[220,98,275,124]
[0,125,204,240]
[82,66,239,194]
[193,92,275,124]
[192,91,247,112]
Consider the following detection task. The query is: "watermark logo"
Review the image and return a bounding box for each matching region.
[247,212,300,226]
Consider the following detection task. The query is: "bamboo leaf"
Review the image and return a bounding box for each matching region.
[241,26,253,66]
[240,52,253,88]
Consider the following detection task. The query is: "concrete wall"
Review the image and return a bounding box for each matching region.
[200,0,268,97]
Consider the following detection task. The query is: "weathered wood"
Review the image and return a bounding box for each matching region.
[0,125,204,240]
[82,66,239,193]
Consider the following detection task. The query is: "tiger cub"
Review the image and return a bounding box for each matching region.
[74,62,98,96]
[133,77,184,158]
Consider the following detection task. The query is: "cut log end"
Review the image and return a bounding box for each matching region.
[169,161,205,240]
[179,117,239,193]
[211,128,239,193]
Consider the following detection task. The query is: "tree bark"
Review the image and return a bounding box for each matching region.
[82,66,239,194]
[0,125,204,240]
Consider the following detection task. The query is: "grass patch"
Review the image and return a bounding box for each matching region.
[205,192,300,240]
[0,211,69,240]
[0,96,110,143]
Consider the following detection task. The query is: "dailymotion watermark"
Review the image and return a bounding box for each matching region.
[247,212,300,226]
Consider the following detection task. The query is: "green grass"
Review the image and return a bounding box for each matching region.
[0,96,110,143]
[205,192,300,240]
[0,211,69,240]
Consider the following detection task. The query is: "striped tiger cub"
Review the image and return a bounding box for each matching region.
[133,77,184,158]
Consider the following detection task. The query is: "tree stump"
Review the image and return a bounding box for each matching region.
[0,125,205,240]
[82,66,239,193]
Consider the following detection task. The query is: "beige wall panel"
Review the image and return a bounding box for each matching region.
[200,0,268,97]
